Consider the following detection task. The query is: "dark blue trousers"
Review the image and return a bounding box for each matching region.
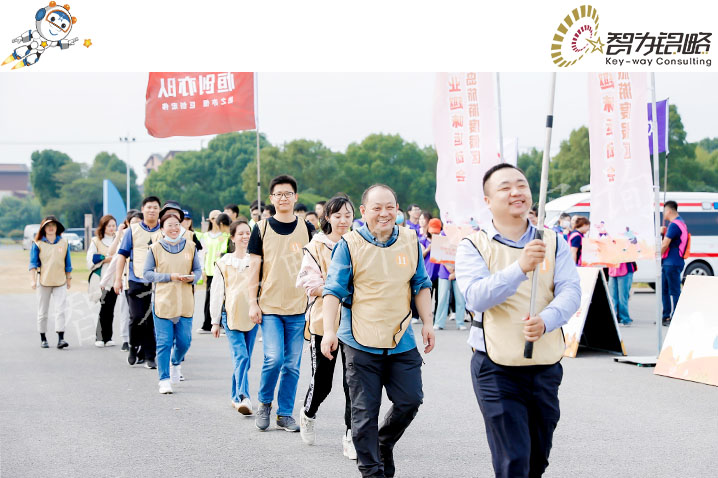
[471,351,562,478]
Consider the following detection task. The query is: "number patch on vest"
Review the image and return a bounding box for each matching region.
[395,254,408,266]
[290,242,302,253]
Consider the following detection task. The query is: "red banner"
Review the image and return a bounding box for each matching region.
[145,72,255,138]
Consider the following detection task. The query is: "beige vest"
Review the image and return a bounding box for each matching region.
[36,238,68,287]
[258,218,309,315]
[151,240,196,319]
[92,236,110,257]
[216,257,255,332]
[467,229,564,366]
[303,239,341,339]
[130,223,162,280]
[182,229,194,242]
[344,227,419,349]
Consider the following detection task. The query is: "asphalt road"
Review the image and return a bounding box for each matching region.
[1,290,716,477]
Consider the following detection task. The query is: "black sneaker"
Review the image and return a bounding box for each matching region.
[121,342,130,351]
[128,346,138,365]
[137,358,146,365]
[57,339,69,349]
[40,340,49,348]
[144,359,157,369]
[380,446,395,478]
[662,318,671,326]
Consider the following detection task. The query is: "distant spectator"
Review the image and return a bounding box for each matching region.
[406,204,422,233]
[294,203,308,220]
[315,200,326,218]
[262,205,276,219]
[660,200,688,326]
[224,204,240,222]
[527,205,538,226]
[569,217,590,266]
[305,211,320,230]
[608,262,636,326]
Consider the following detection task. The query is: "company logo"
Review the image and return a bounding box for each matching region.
[550,5,712,68]
[551,5,603,67]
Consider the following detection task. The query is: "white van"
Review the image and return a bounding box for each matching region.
[544,192,718,284]
[23,224,40,250]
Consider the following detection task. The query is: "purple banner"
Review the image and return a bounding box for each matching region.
[647,99,669,155]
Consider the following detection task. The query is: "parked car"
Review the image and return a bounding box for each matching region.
[544,191,718,284]
[62,233,83,252]
[22,224,40,250]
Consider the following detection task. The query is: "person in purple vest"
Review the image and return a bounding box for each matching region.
[660,201,688,326]
[405,204,422,233]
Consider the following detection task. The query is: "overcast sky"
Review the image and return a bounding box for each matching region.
[0,72,716,181]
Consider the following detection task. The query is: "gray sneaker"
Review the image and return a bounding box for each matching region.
[276,415,300,432]
[255,403,271,431]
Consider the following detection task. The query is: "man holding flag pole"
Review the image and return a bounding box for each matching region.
[455,73,580,478]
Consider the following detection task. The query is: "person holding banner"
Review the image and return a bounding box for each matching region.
[248,175,315,432]
[210,219,257,414]
[295,195,356,459]
[455,164,580,478]
[29,216,72,349]
[568,217,590,266]
[320,184,435,478]
[114,196,163,369]
[660,201,689,326]
[143,209,202,394]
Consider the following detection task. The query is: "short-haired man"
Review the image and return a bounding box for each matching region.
[224,204,240,222]
[405,204,422,234]
[248,175,315,432]
[321,184,436,478]
[294,203,308,220]
[660,200,688,326]
[249,200,265,229]
[455,164,580,478]
[315,200,326,218]
[114,196,163,369]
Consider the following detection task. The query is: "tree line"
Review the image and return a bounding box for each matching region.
[2,104,716,238]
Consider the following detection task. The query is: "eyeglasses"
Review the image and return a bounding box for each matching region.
[164,222,181,228]
[271,192,295,199]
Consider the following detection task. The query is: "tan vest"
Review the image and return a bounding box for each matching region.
[182,229,194,242]
[258,218,309,315]
[36,238,68,287]
[303,239,341,339]
[216,257,255,332]
[467,229,564,366]
[150,240,196,319]
[92,236,110,257]
[130,223,162,280]
[344,227,419,349]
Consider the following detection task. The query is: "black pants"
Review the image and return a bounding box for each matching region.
[95,288,117,342]
[303,335,351,429]
[201,275,213,331]
[126,280,156,360]
[470,350,562,478]
[344,344,423,478]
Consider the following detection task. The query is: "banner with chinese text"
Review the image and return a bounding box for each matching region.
[582,72,655,267]
[433,72,499,230]
[145,72,255,138]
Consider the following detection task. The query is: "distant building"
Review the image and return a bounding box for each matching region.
[143,151,187,177]
[0,163,30,199]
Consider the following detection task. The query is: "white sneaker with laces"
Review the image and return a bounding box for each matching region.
[299,409,316,445]
[158,379,173,394]
[237,397,253,416]
[170,364,182,385]
[105,340,115,347]
[343,429,357,460]
[94,341,104,348]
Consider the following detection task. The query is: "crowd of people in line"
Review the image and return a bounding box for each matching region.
[28,166,690,478]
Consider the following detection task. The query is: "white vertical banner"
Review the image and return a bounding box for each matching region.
[433,72,500,229]
[583,72,655,266]
[501,137,519,166]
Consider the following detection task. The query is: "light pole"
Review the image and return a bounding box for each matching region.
[119,135,136,210]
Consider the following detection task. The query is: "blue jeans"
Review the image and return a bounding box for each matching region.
[258,314,305,416]
[608,272,633,324]
[434,278,466,329]
[153,313,192,381]
[661,264,683,319]
[222,312,258,404]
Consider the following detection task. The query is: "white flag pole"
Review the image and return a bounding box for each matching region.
[526,72,557,359]
[255,72,261,211]
[650,73,663,354]
[496,72,505,163]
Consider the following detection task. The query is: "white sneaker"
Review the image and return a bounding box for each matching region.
[299,409,316,445]
[94,341,104,348]
[105,340,115,347]
[449,312,456,321]
[237,397,253,416]
[158,379,173,394]
[343,429,357,460]
[196,328,211,334]
[169,364,181,385]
